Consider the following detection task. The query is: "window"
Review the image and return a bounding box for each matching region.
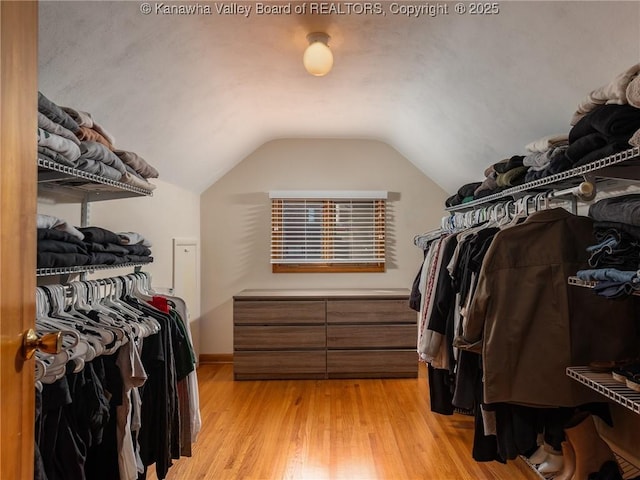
[270,191,387,273]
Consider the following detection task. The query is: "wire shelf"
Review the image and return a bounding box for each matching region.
[521,450,640,479]
[568,276,599,289]
[446,147,640,212]
[567,366,640,415]
[37,157,154,200]
[568,276,640,297]
[36,262,151,277]
[519,455,553,479]
[519,364,640,479]
[618,453,640,479]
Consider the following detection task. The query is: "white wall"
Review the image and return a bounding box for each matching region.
[200,138,448,355]
[38,178,202,354]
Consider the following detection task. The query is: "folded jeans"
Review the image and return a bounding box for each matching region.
[577,268,640,283]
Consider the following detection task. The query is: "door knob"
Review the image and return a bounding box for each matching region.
[22,328,62,360]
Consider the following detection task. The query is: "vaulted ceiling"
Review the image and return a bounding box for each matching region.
[38,1,640,194]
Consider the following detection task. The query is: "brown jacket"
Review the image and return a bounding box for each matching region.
[463,208,639,407]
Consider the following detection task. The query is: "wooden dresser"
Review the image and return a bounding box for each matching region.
[233,288,417,380]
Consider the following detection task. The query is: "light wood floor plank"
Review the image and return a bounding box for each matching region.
[150,364,538,480]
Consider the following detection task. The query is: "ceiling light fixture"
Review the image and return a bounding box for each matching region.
[303,32,333,77]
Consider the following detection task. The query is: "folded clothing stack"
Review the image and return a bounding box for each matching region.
[36,214,153,269]
[37,91,159,190]
[560,63,640,174]
[37,214,90,268]
[571,63,640,125]
[482,155,528,195]
[534,65,640,179]
[78,226,153,266]
[445,155,530,207]
[445,181,483,207]
[526,104,640,180]
[576,195,640,298]
[523,146,571,182]
[522,133,570,182]
[443,64,640,208]
[567,104,640,168]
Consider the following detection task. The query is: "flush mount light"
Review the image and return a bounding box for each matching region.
[303,32,333,77]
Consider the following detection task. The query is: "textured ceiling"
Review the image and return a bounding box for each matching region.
[39,1,640,194]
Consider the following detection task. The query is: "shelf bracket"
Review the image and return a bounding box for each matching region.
[81,195,91,228]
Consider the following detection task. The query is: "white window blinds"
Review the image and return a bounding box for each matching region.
[270,191,387,272]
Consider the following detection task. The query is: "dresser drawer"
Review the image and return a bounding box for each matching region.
[232,290,414,380]
[234,351,327,380]
[326,299,415,324]
[234,300,325,325]
[327,350,418,378]
[234,325,326,350]
[327,324,416,349]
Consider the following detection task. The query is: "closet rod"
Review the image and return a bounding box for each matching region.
[416,187,583,249]
[440,193,553,233]
[547,181,596,201]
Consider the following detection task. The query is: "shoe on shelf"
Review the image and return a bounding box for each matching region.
[626,373,640,392]
[611,362,640,383]
[528,444,548,464]
[589,358,636,373]
[537,452,564,474]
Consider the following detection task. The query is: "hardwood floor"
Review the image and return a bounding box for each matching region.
[152,363,538,480]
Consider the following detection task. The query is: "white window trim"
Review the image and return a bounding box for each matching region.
[269,190,388,200]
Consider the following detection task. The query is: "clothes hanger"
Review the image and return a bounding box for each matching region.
[124,274,162,335]
[35,358,46,383]
[67,281,118,356]
[34,290,77,383]
[495,200,515,227]
[40,285,92,340]
[535,192,549,212]
[497,197,528,229]
[112,277,155,337]
[106,277,145,318]
[36,356,67,384]
[37,286,90,372]
[132,272,155,301]
[86,280,131,326]
[123,276,161,336]
[121,272,171,335]
[35,288,79,359]
[500,195,533,227]
[79,280,130,351]
[104,277,150,338]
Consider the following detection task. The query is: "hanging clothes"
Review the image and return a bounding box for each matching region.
[34,274,199,480]
[413,201,640,463]
[460,208,638,407]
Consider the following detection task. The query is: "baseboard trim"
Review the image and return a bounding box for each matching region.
[199,353,234,364]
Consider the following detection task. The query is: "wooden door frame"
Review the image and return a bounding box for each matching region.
[0,2,38,479]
